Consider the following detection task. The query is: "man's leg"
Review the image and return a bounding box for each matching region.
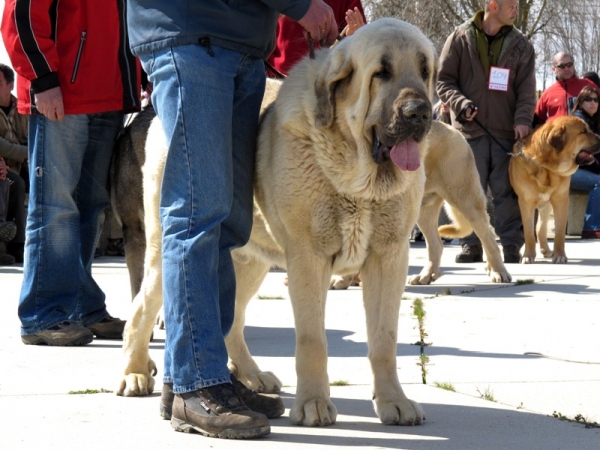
[489,137,523,262]
[76,111,123,328]
[455,136,491,262]
[19,115,95,343]
[144,44,269,438]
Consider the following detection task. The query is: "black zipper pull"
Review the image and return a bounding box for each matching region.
[199,37,214,57]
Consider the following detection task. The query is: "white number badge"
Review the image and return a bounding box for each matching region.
[488,66,510,91]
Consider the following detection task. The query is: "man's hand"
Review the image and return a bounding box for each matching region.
[514,124,531,140]
[0,157,7,181]
[34,86,65,121]
[464,105,478,121]
[297,0,338,45]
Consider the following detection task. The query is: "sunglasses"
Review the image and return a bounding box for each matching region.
[554,62,573,69]
[583,97,599,103]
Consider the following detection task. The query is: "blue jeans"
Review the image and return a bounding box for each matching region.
[140,44,265,393]
[19,113,123,335]
[570,168,600,231]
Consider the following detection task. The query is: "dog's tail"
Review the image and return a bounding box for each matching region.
[437,203,474,238]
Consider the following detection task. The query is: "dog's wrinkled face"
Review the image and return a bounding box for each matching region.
[314,19,437,173]
[535,116,600,175]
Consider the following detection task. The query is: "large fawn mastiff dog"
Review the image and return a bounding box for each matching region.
[509,116,600,264]
[116,19,441,426]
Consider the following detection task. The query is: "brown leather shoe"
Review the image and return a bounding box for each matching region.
[161,376,284,420]
[160,383,175,420]
[171,383,270,439]
[230,374,284,419]
[455,244,483,263]
[86,316,126,339]
[22,321,94,346]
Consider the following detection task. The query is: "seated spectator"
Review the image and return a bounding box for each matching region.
[0,157,17,265]
[0,63,27,263]
[267,0,366,77]
[570,85,600,238]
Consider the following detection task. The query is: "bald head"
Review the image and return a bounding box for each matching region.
[551,52,576,81]
[485,0,505,13]
[552,52,573,66]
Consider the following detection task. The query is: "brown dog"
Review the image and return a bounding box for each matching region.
[509,116,600,263]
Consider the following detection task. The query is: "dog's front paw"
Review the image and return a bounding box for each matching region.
[290,397,337,426]
[329,274,360,290]
[540,247,553,258]
[552,254,568,264]
[487,268,512,283]
[241,371,282,394]
[375,397,424,425]
[408,271,442,285]
[117,359,157,397]
[521,254,535,264]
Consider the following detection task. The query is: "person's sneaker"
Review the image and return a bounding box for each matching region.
[161,376,284,420]
[171,383,270,439]
[86,315,126,339]
[22,321,94,346]
[0,252,15,266]
[455,244,483,263]
[502,245,521,263]
[0,221,17,242]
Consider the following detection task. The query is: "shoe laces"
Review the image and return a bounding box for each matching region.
[201,383,246,413]
[49,321,72,330]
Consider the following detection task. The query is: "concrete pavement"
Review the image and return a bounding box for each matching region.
[1,238,599,449]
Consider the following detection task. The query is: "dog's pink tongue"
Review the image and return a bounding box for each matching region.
[390,139,420,171]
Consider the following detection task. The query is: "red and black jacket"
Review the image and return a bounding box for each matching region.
[2,0,140,115]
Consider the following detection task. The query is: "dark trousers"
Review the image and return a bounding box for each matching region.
[460,134,524,248]
[7,170,26,244]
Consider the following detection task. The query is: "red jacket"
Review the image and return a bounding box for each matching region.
[267,0,365,76]
[2,0,140,115]
[535,76,596,124]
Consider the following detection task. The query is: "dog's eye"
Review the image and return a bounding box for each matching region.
[421,66,429,81]
[373,68,391,80]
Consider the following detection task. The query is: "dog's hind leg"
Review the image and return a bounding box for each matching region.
[443,193,511,282]
[117,207,163,396]
[118,117,166,397]
[409,194,445,285]
[226,252,282,393]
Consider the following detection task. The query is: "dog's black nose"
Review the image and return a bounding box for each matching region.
[402,100,431,125]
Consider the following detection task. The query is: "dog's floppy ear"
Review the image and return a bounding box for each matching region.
[428,57,439,100]
[548,125,567,152]
[314,50,354,128]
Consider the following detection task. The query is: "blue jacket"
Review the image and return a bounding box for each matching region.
[127,0,311,59]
